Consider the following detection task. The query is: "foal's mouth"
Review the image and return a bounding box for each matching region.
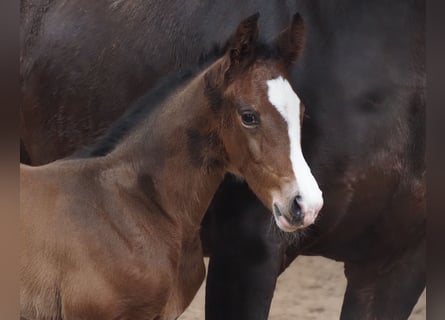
[273,204,302,232]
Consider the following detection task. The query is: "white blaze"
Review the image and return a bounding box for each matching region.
[266,76,323,217]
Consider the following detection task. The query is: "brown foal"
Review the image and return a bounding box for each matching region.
[20,14,323,320]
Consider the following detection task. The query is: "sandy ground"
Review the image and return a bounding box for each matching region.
[180,257,426,320]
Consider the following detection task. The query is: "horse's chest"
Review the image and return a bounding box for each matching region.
[163,237,206,318]
[125,236,205,320]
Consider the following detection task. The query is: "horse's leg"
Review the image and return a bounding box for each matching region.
[340,237,425,320]
[203,178,288,320]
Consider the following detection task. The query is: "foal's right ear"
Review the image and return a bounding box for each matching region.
[223,13,260,83]
[275,13,306,65]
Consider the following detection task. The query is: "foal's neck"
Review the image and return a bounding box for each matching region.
[105,70,226,232]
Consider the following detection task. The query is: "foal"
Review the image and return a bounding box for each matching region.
[20,14,323,320]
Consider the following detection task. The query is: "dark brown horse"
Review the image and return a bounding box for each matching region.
[20,0,425,319]
[20,15,323,320]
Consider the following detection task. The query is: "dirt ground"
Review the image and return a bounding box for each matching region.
[180,257,426,320]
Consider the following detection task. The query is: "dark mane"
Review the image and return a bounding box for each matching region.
[73,52,222,158]
[73,41,278,158]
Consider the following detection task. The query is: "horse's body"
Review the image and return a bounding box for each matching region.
[21,15,322,319]
[20,0,425,319]
[21,160,204,319]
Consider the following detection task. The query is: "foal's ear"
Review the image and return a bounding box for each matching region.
[223,13,260,83]
[275,13,306,65]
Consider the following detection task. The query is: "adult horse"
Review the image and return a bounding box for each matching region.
[20,0,425,319]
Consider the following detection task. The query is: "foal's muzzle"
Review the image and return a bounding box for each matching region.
[272,193,323,232]
[290,195,304,224]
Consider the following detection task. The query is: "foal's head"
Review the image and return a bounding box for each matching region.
[205,13,323,232]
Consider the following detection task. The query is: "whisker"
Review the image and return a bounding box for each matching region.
[266,215,305,245]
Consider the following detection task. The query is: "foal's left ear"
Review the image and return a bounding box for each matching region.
[223,13,260,83]
[275,13,306,65]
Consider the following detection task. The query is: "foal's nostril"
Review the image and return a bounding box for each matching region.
[290,196,304,224]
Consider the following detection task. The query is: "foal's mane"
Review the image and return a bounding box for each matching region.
[73,51,221,158]
[74,42,279,158]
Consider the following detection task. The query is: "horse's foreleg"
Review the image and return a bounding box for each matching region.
[340,237,425,320]
[203,181,288,320]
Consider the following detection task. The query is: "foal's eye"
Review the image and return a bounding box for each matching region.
[241,112,260,127]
